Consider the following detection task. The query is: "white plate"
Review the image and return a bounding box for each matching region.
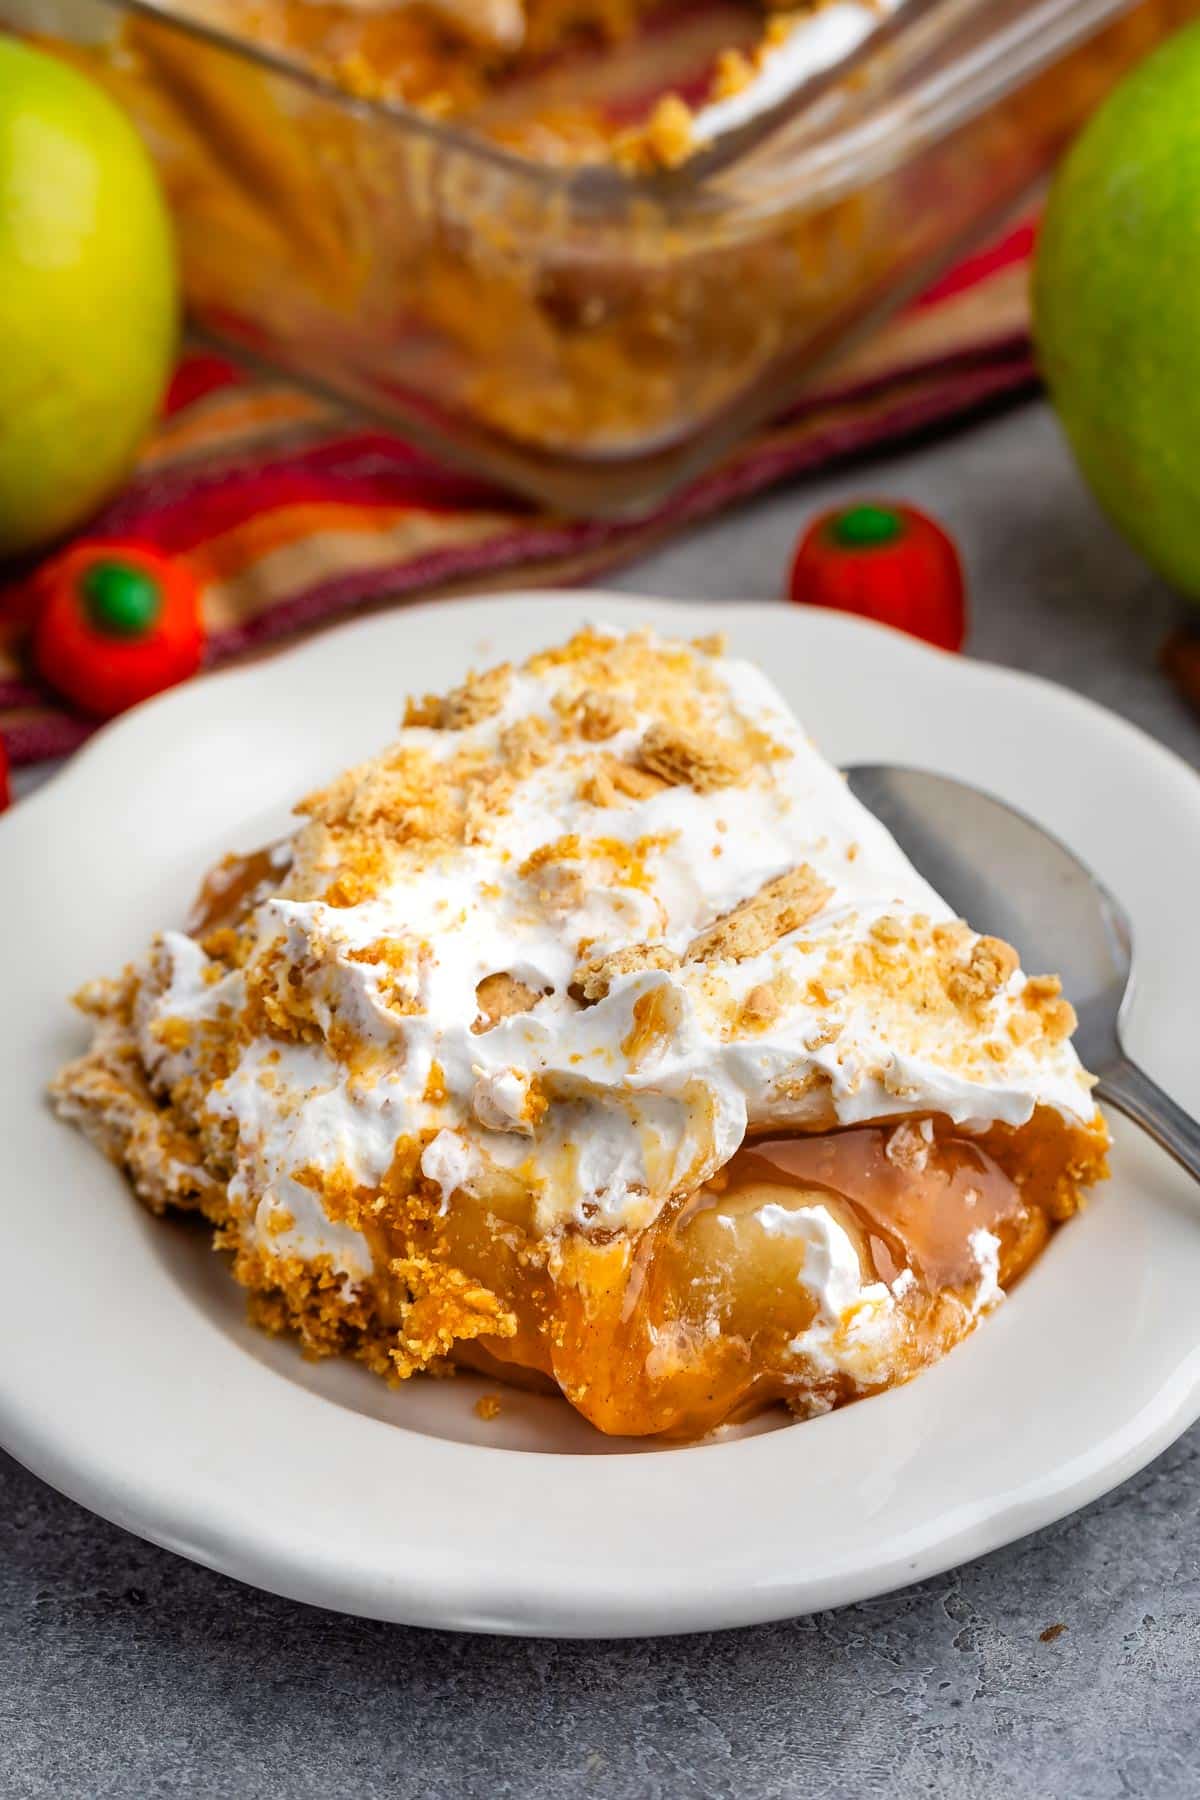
[2,592,1199,1639]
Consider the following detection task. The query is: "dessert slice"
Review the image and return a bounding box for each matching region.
[53,627,1108,1438]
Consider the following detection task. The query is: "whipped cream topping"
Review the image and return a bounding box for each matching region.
[751,1183,999,1384]
[134,628,1095,1348]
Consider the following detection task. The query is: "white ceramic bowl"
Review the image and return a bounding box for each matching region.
[1,593,1197,1637]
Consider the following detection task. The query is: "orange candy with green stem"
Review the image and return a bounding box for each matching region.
[788,503,967,652]
[32,541,204,719]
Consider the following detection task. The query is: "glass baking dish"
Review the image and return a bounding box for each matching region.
[8,0,1198,515]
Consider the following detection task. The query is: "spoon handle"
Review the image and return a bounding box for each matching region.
[1097,1057,1200,1184]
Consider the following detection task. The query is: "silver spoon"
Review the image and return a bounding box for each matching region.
[845,765,1200,1181]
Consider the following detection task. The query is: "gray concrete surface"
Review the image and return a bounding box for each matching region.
[6,398,1200,1799]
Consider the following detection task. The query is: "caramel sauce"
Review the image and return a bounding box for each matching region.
[371,1120,1047,1441]
[187,845,282,936]
[723,1125,1026,1293]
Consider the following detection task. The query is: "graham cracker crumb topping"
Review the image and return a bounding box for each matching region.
[405,662,513,730]
[1021,974,1077,1044]
[946,935,1021,1010]
[638,721,749,793]
[498,715,554,777]
[573,942,679,1003]
[473,971,545,1033]
[346,937,426,1014]
[687,865,833,965]
[739,983,782,1031]
[49,622,1108,1438]
[578,756,669,808]
[387,1257,518,1378]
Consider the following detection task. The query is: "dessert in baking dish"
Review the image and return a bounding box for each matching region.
[185,0,882,164]
[53,628,1108,1438]
[44,0,1195,475]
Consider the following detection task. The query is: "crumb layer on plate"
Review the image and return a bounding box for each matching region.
[54,627,1108,1438]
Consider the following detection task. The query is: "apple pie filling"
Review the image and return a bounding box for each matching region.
[371,1114,1069,1438]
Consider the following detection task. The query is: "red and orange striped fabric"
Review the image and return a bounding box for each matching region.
[0,218,1037,766]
